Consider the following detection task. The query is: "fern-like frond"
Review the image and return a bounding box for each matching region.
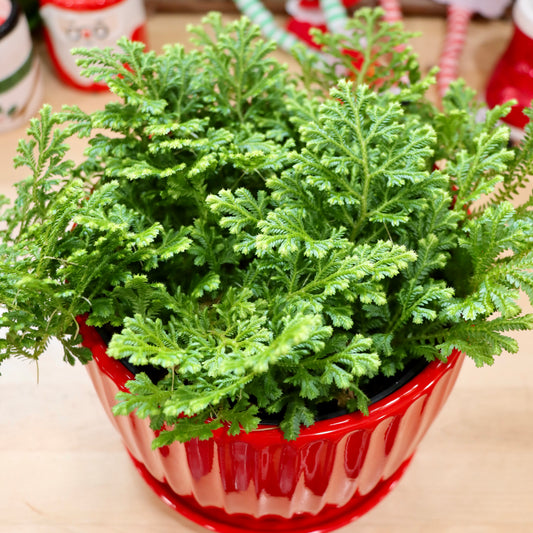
[437,314,533,366]
[297,7,422,94]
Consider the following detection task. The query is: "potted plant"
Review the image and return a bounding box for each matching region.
[1,8,532,533]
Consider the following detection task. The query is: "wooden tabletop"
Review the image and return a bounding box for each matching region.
[1,11,532,533]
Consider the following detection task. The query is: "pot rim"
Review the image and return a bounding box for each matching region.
[0,0,19,40]
[77,315,462,442]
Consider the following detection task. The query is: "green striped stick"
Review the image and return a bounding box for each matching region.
[234,0,301,51]
[235,0,401,47]
[319,0,350,33]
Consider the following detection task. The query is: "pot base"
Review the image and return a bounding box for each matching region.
[128,450,413,533]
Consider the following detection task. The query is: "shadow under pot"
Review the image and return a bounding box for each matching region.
[78,316,465,533]
[0,0,42,133]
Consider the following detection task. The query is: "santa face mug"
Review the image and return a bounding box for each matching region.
[39,0,147,91]
[0,0,42,133]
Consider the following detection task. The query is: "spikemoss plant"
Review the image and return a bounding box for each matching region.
[1,9,533,446]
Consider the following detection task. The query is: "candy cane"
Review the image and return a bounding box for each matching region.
[433,1,512,97]
[236,0,401,47]
[379,0,402,23]
[319,0,350,33]
[234,0,302,51]
[437,4,472,97]
[320,0,402,33]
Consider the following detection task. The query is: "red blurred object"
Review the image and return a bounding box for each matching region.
[486,0,533,136]
[286,16,327,48]
[286,0,362,48]
[78,316,465,533]
[39,0,146,91]
[0,0,9,24]
[289,0,360,8]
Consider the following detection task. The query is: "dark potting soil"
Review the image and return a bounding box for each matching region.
[258,357,429,425]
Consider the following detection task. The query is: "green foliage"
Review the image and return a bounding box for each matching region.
[292,7,429,98]
[1,9,533,445]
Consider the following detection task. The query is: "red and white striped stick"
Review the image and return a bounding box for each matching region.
[379,0,402,23]
[437,4,472,97]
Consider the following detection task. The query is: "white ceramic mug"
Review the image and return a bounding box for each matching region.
[39,0,147,91]
[0,0,42,133]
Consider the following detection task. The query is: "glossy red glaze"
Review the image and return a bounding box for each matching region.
[286,0,362,50]
[486,24,533,130]
[40,0,123,9]
[286,17,327,49]
[79,317,465,532]
[289,1,361,8]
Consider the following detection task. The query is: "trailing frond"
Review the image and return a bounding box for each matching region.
[434,80,508,157]
[5,105,79,240]
[497,107,533,210]
[461,202,530,279]
[445,127,513,212]
[437,314,533,367]
[294,7,423,95]
[439,203,533,322]
[188,12,295,139]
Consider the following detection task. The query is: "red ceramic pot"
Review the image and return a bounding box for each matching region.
[79,318,465,533]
